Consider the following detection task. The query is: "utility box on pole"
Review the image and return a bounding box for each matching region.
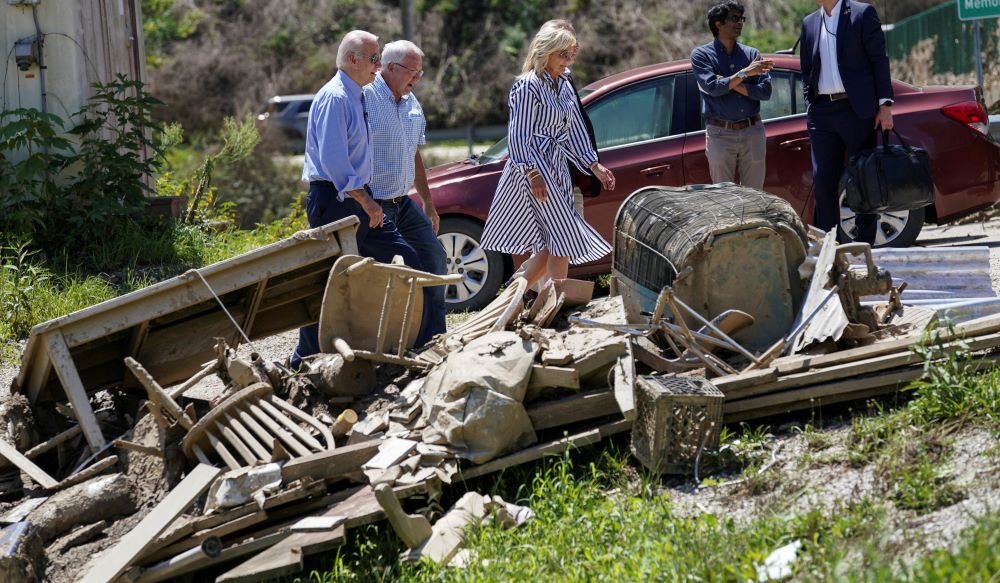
[1,0,146,125]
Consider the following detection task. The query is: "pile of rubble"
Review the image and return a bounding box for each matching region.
[1,187,999,581]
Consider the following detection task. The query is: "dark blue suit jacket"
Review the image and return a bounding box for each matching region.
[799,0,893,119]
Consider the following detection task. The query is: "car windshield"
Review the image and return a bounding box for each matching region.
[478,136,509,163]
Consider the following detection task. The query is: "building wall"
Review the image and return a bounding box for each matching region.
[2,0,145,126]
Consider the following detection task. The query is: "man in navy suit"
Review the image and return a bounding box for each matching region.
[800,0,893,245]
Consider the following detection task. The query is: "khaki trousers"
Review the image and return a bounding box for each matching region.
[705,122,766,191]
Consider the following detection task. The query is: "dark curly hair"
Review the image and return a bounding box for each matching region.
[707,1,745,37]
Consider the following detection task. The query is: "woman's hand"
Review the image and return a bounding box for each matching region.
[590,162,616,191]
[529,173,548,202]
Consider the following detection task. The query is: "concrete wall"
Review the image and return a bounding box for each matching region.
[2,0,145,126]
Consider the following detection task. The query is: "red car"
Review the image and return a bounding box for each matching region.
[421,55,1000,311]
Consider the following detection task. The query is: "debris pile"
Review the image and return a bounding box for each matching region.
[1,187,999,581]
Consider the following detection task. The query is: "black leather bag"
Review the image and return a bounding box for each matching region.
[841,129,935,214]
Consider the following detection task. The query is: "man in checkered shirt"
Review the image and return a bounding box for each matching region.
[364,40,448,341]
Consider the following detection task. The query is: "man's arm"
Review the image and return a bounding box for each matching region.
[798,19,812,107]
[861,5,894,129]
[413,149,438,233]
[691,47,733,97]
[312,97,368,194]
[741,50,773,101]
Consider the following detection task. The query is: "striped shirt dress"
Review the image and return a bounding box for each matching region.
[481,71,612,264]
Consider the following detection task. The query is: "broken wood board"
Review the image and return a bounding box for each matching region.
[135,530,292,583]
[723,352,1000,422]
[79,463,221,583]
[460,419,632,480]
[527,389,619,431]
[0,437,57,489]
[280,439,381,483]
[0,496,47,524]
[15,217,360,408]
[613,340,637,421]
[720,330,1000,401]
[527,365,580,392]
[215,483,428,582]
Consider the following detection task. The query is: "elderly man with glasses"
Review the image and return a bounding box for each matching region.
[363,40,449,341]
[691,1,773,190]
[291,30,425,371]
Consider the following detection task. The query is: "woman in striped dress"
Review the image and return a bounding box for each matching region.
[481,24,615,292]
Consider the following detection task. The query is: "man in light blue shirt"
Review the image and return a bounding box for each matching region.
[365,40,448,340]
[291,30,425,370]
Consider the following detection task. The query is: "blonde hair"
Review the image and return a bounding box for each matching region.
[519,26,576,79]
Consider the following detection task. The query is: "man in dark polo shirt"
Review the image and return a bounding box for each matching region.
[691,1,773,190]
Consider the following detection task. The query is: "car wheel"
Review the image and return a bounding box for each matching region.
[837,204,924,248]
[437,217,507,312]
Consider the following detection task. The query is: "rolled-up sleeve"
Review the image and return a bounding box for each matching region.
[691,46,730,97]
[743,50,772,101]
[506,79,543,174]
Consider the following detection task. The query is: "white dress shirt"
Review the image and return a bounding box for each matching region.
[817,0,847,95]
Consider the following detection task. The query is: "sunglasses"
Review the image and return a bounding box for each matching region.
[729,14,747,23]
[556,46,579,59]
[357,50,380,64]
[393,62,425,78]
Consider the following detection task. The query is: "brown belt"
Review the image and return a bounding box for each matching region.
[378,195,410,205]
[705,115,761,130]
[816,92,849,101]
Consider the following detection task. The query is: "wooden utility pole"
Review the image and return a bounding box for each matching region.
[402,0,414,40]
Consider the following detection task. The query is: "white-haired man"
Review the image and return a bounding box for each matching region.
[292,30,426,370]
[364,40,448,340]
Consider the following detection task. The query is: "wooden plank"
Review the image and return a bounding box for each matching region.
[528,365,580,391]
[526,389,618,431]
[713,367,779,393]
[44,331,107,451]
[613,341,637,421]
[725,385,905,423]
[238,280,269,342]
[51,455,118,491]
[215,525,346,583]
[136,531,292,583]
[772,313,1000,375]
[141,511,269,565]
[571,340,628,378]
[79,463,221,583]
[0,437,57,489]
[279,440,381,483]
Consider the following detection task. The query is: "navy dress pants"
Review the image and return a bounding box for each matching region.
[290,182,426,370]
[807,99,878,244]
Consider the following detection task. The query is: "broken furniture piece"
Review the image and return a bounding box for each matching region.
[14,217,362,453]
[318,254,463,368]
[181,383,335,471]
[613,183,808,352]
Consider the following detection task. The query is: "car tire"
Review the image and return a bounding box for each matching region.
[437,217,507,313]
[837,204,924,248]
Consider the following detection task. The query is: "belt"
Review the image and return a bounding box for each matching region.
[816,92,849,101]
[378,195,410,205]
[705,115,761,130]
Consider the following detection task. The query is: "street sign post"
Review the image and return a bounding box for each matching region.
[956,0,999,89]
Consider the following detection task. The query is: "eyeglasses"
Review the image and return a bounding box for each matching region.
[393,62,425,78]
[557,47,578,59]
[728,14,747,23]
[357,51,380,65]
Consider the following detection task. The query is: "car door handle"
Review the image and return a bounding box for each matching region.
[779,138,810,151]
[640,164,672,176]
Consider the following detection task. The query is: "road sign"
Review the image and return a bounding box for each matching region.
[958,0,1000,21]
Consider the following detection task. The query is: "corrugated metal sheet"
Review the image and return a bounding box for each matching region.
[851,247,996,300]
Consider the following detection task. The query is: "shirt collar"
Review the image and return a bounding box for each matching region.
[336,69,364,100]
[373,72,414,104]
[824,0,843,20]
[712,37,739,56]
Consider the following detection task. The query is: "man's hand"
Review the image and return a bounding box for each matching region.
[423,200,440,234]
[875,104,894,131]
[529,174,549,202]
[348,188,384,228]
[743,55,774,77]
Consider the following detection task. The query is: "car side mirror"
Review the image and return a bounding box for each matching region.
[775,38,800,56]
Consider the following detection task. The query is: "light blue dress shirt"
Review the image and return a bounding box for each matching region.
[364,73,427,200]
[301,70,372,199]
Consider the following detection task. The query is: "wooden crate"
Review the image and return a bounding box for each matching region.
[631,375,723,474]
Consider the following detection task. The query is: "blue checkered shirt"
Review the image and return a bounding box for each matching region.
[364,74,426,200]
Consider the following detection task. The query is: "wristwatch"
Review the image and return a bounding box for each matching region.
[737,70,748,80]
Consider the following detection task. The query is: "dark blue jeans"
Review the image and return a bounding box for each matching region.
[808,99,878,244]
[380,197,448,340]
[291,182,426,370]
